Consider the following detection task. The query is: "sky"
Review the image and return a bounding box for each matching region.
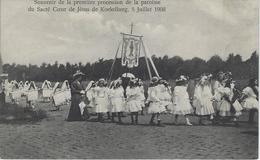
[0,0,259,65]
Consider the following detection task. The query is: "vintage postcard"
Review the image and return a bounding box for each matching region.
[0,0,258,159]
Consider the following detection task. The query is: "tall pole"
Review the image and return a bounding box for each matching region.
[141,39,152,80]
[142,41,160,78]
[130,23,134,35]
[108,42,121,81]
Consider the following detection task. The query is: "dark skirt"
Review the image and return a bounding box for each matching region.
[67,94,82,121]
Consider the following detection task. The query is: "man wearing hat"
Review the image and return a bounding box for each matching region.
[67,70,86,121]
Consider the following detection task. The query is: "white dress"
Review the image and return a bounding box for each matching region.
[86,87,96,112]
[93,86,109,113]
[136,86,146,108]
[169,85,193,115]
[212,80,223,111]
[242,87,258,110]
[110,87,125,112]
[125,87,142,113]
[158,84,172,108]
[193,85,215,116]
[147,85,166,114]
[106,88,113,112]
[218,87,243,117]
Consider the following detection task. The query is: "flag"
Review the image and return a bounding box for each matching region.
[121,34,141,68]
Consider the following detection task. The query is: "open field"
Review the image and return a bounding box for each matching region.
[0,97,258,159]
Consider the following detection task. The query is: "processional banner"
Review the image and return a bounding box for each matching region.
[121,34,141,68]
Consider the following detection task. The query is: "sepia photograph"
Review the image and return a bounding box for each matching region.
[0,0,259,159]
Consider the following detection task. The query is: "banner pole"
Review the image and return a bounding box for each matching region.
[141,40,152,80]
[108,42,121,81]
[142,41,160,78]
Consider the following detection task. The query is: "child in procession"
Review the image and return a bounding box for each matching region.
[147,77,166,126]
[135,79,146,115]
[217,79,243,125]
[241,78,258,123]
[93,78,109,122]
[85,80,96,114]
[169,75,193,126]
[125,79,142,125]
[158,79,172,113]
[109,79,125,123]
[193,74,215,125]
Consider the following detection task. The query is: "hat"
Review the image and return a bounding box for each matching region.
[73,70,85,78]
[176,75,187,82]
[98,78,106,84]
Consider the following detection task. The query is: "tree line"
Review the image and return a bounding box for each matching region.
[2,51,258,82]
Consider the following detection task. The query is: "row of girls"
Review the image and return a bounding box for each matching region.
[148,72,258,126]
[85,78,145,124]
[67,70,258,125]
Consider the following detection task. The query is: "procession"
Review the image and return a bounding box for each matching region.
[0,69,258,127]
[67,70,258,126]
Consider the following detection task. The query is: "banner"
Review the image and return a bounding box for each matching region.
[121,34,141,68]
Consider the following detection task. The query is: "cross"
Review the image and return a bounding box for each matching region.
[130,23,134,34]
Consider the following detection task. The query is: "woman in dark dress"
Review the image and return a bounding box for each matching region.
[67,71,85,121]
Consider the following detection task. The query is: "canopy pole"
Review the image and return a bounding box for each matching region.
[141,39,152,80]
[142,41,160,78]
[108,42,121,81]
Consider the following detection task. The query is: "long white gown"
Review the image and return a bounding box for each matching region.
[212,80,223,111]
[193,84,215,116]
[86,87,96,113]
[135,86,146,108]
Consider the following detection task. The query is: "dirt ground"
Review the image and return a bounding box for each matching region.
[0,101,258,159]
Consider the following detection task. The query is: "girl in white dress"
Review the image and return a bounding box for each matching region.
[125,79,142,124]
[193,75,215,125]
[110,79,125,123]
[217,80,243,125]
[147,77,166,125]
[212,72,225,112]
[93,79,109,122]
[85,81,96,113]
[136,79,146,115]
[241,78,258,123]
[158,79,172,112]
[170,75,193,126]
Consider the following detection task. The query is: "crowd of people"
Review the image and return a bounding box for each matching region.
[67,70,259,126]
